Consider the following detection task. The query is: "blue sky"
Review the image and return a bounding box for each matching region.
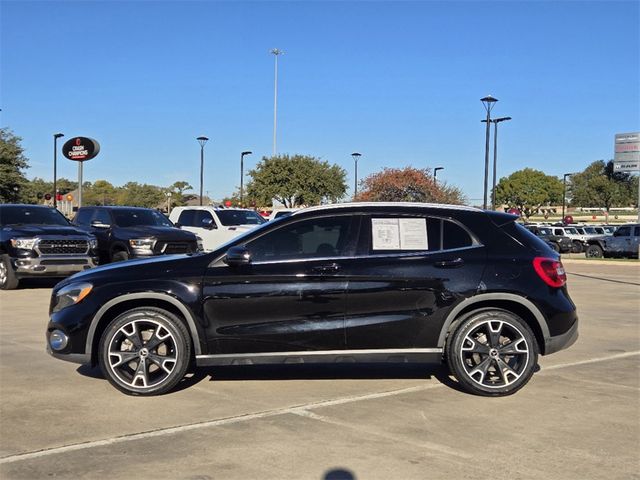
[1,0,639,204]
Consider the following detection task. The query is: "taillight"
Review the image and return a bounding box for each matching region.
[533,257,567,288]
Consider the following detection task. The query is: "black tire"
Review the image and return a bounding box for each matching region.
[98,307,192,396]
[571,241,583,253]
[446,309,539,397]
[585,244,603,258]
[0,254,19,290]
[111,250,129,262]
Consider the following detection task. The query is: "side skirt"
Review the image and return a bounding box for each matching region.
[195,348,444,367]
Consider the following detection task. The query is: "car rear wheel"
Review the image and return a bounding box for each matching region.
[571,241,583,253]
[99,307,191,396]
[446,309,538,397]
[585,245,604,258]
[0,254,19,290]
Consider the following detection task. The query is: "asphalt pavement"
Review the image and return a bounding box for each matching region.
[0,261,638,480]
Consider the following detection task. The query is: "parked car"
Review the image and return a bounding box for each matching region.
[48,202,578,397]
[267,208,299,221]
[524,225,572,253]
[0,204,98,290]
[73,206,199,263]
[550,226,587,253]
[169,206,266,251]
[584,223,640,258]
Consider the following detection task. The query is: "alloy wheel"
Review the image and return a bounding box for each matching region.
[0,261,7,286]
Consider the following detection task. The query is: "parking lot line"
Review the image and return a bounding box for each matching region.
[1,349,638,466]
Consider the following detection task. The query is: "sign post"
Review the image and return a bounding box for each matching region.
[62,137,100,208]
[613,132,640,222]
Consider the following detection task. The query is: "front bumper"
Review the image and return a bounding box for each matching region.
[14,255,99,277]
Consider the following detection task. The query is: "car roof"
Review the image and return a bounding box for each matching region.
[80,206,155,211]
[294,202,481,215]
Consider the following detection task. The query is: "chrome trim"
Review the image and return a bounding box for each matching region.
[14,255,98,274]
[34,235,91,256]
[196,348,443,360]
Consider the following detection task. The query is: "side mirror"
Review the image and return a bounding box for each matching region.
[224,246,251,266]
[91,221,110,229]
[202,218,216,230]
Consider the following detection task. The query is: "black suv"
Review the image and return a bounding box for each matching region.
[47,203,578,397]
[0,204,99,290]
[73,206,199,263]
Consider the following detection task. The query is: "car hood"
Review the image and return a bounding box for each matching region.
[2,225,92,237]
[115,225,197,240]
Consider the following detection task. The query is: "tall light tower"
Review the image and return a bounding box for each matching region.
[197,136,209,206]
[481,116,511,210]
[351,152,362,199]
[434,167,444,182]
[481,95,498,210]
[240,151,252,207]
[53,133,64,208]
[270,48,283,156]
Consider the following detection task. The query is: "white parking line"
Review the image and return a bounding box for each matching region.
[1,350,638,465]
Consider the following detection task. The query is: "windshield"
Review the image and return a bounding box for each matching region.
[217,210,266,226]
[0,206,71,226]
[112,209,174,228]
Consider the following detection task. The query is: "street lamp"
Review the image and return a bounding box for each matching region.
[481,95,498,209]
[482,116,512,210]
[270,48,283,156]
[562,172,577,222]
[53,133,64,208]
[196,136,209,206]
[240,151,252,206]
[351,152,362,199]
[13,186,19,203]
[434,167,444,181]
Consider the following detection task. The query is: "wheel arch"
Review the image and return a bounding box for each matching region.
[438,293,550,355]
[86,293,203,365]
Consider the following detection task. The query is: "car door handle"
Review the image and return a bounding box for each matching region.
[434,258,464,268]
[310,263,341,274]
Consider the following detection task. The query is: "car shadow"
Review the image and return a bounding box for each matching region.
[76,363,467,395]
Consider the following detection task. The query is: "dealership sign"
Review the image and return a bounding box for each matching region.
[613,132,639,173]
[62,137,100,161]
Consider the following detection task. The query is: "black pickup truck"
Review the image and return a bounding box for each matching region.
[72,206,199,264]
[0,204,99,290]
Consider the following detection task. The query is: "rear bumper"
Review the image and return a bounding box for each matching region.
[14,255,98,277]
[544,319,579,355]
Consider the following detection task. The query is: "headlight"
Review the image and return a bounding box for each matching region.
[10,238,38,250]
[129,238,155,252]
[88,238,98,249]
[53,282,93,313]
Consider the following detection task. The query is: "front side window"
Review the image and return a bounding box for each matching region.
[246,216,352,262]
[615,226,631,237]
[217,210,266,226]
[92,209,111,225]
[195,210,215,228]
[177,210,196,227]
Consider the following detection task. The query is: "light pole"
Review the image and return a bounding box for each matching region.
[240,151,252,207]
[482,116,511,210]
[434,167,444,181]
[481,95,498,209]
[13,186,19,203]
[53,133,64,208]
[562,172,576,222]
[351,152,362,199]
[165,191,172,213]
[270,48,283,156]
[196,136,209,206]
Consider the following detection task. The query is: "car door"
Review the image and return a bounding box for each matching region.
[609,225,632,255]
[201,214,359,354]
[344,214,486,350]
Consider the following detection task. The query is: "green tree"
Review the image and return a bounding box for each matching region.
[167,180,194,206]
[356,167,466,204]
[83,180,120,206]
[569,160,637,211]
[118,182,165,208]
[0,128,29,202]
[495,168,563,220]
[246,155,347,207]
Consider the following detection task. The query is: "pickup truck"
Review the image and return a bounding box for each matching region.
[169,206,266,251]
[0,204,99,290]
[585,224,640,258]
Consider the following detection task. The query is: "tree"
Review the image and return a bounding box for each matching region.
[0,128,29,202]
[569,160,637,211]
[167,180,194,206]
[246,155,347,207]
[494,168,563,220]
[83,180,119,206]
[356,167,466,204]
[118,182,165,208]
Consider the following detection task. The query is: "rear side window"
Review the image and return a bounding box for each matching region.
[615,226,631,237]
[442,220,473,249]
[635,227,640,236]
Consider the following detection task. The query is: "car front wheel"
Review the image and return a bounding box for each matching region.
[585,245,604,258]
[99,307,191,396]
[0,254,19,290]
[446,309,539,396]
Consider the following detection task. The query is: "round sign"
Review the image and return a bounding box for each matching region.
[507,208,520,216]
[563,215,574,225]
[44,193,52,201]
[62,137,100,161]
[56,193,63,201]
[66,194,74,201]
[592,215,597,220]
[224,200,232,207]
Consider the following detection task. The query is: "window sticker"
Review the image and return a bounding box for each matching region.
[372,218,401,249]
[372,218,428,250]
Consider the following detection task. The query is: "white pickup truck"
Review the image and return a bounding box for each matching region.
[169,206,266,251]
